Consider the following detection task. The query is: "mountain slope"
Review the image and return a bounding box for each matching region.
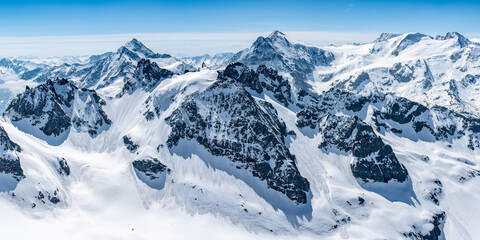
[0,125,24,191]
[4,78,111,145]
[231,30,335,89]
[20,39,196,95]
[318,31,480,117]
[0,31,479,240]
[182,52,235,69]
[166,64,310,207]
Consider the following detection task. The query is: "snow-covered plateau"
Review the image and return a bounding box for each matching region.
[0,30,479,239]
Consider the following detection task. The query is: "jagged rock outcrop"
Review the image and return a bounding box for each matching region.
[1,31,479,238]
[123,136,139,152]
[319,114,409,183]
[0,125,25,191]
[231,30,334,87]
[461,74,480,86]
[297,88,480,151]
[372,96,480,150]
[374,33,401,42]
[35,190,61,205]
[57,158,70,176]
[119,59,173,95]
[436,32,471,48]
[427,179,443,205]
[133,158,170,180]
[218,62,294,106]
[0,58,41,76]
[166,65,310,204]
[389,62,415,83]
[4,78,111,144]
[22,39,195,89]
[335,72,372,90]
[405,212,446,240]
[386,60,434,88]
[132,158,170,190]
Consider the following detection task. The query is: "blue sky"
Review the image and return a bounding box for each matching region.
[0,0,479,56]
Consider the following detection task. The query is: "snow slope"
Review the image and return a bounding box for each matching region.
[0,31,479,240]
[182,52,235,69]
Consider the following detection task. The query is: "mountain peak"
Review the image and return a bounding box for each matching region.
[251,30,290,48]
[374,33,401,42]
[437,32,471,47]
[122,38,156,57]
[444,32,466,39]
[125,38,143,48]
[267,30,286,39]
[119,58,174,95]
[391,33,430,56]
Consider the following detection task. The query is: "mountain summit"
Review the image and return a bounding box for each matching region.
[266,30,288,41]
[436,32,471,48]
[1,30,480,239]
[230,30,334,88]
[17,38,195,90]
[123,38,172,59]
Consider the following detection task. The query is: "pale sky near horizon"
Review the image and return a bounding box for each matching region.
[0,31,383,57]
[0,0,479,57]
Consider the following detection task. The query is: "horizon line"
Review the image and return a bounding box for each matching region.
[1,31,480,58]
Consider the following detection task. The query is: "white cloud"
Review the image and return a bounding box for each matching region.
[0,31,379,57]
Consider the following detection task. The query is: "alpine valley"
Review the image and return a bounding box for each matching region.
[0,31,479,240]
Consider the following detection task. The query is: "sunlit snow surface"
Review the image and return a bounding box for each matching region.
[0,33,480,239]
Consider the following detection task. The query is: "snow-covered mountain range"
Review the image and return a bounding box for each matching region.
[0,31,479,239]
[182,52,235,69]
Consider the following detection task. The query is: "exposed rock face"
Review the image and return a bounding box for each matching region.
[132,158,170,180]
[374,33,401,42]
[57,158,70,176]
[319,114,409,183]
[462,74,480,85]
[35,190,61,205]
[5,79,72,137]
[297,88,480,151]
[166,64,310,204]
[392,33,431,56]
[231,30,334,87]
[123,136,139,152]
[218,62,294,106]
[406,212,446,240]
[0,126,21,153]
[296,89,410,183]
[0,126,25,185]
[386,60,435,89]
[389,62,415,83]
[23,39,195,89]
[4,78,111,143]
[0,58,43,76]
[371,96,480,150]
[427,179,443,205]
[123,38,165,59]
[120,59,173,95]
[436,32,471,48]
[376,96,428,124]
[132,158,170,190]
[349,72,371,90]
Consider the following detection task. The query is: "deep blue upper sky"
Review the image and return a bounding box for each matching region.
[0,0,479,57]
[0,0,479,36]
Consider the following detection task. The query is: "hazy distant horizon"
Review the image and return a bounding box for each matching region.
[1,31,480,58]
[1,0,479,57]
